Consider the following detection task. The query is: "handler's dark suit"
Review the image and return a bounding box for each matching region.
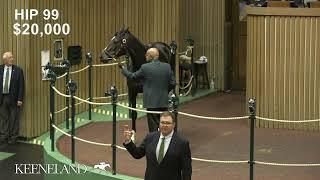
[122,59,176,132]
[124,131,192,180]
[0,64,24,143]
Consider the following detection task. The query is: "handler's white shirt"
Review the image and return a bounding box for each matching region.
[156,130,174,160]
[3,65,12,93]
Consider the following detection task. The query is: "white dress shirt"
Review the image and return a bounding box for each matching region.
[2,65,12,93]
[156,130,174,160]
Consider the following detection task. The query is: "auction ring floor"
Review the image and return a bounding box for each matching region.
[57,91,320,180]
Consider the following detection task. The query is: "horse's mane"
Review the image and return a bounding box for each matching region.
[122,30,172,71]
[123,31,147,71]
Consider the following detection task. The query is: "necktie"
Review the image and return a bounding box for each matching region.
[3,67,9,94]
[157,137,165,164]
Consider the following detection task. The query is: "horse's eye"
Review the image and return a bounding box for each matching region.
[122,39,127,44]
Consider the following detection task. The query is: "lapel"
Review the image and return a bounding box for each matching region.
[10,65,16,82]
[0,65,16,91]
[163,132,177,161]
[157,131,177,165]
[151,132,161,163]
[0,65,4,88]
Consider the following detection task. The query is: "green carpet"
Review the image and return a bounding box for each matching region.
[0,152,15,160]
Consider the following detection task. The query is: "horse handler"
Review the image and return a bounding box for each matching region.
[118,48,176,132]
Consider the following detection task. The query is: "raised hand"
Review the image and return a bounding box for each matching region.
[123,125,132,142]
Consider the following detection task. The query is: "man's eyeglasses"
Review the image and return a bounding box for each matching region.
[160,121,173,125]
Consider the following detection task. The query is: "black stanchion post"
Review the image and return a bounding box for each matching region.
[169,92,179,132]
[191,45,196,96]
[65,72,70,129]
[48,70,57,152]
[170,41,177,95]
[86,52,93,120]
[106,86,118,175]
[68,79,77,163]
[63,59,71,129]
[124,55,135,131]
[248,98,256,180]
[185,38,196,96]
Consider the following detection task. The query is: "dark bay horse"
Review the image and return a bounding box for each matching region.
[100,27,176,131]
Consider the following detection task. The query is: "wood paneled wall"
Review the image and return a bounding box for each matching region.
[0,0,225,138]
[246,7,320,131]
[179,0,225,89]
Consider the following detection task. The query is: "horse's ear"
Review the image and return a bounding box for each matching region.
[124,26,129,32]
[120,26,124,32]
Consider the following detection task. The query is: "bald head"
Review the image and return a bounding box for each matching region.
[145,48,159,61]
[3,52,14,66]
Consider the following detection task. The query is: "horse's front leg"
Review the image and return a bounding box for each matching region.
[128,89,137,132]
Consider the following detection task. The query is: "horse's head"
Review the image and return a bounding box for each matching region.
[100,27,131,63]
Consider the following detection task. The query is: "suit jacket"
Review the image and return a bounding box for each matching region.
[121,59,176,108]
[0,64,25,105]
[124,131,192,180]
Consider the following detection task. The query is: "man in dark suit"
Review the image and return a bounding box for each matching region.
[123,111,192,180]
[0,52,25,144]
[119,48,176,132]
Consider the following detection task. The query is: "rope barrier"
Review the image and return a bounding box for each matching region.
[256,116,320,123]
[70,65,90,74]
[92,93,128,100]
[255,160,320,167]
[57,73,68,79]
[180,84,193,97]
[116,145,127,151]
[53,85,320,123]
[52,124,71,137]
[52,63,118,80]
[73,96,112,105]
[52,118,320,167]
[55,107,69,114]
[179,76,193,90]
[52,124,250,164]
[178,111,249,120]
[192,157,248,164]
[92,63,118,67]
[73,136,111,147]
[52,124,111,147]
[52,86,112,105]
[55,98,90,114]
[116,103,163,114]
[52,86,71,98]
[55,63,118,81]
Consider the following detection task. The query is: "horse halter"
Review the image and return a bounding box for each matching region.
[104,32,130,62]
[116,32,135,58]
[102,43,116,61]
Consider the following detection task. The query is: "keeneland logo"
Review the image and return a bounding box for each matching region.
[93,162,111,171]
[14,163,88,174]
